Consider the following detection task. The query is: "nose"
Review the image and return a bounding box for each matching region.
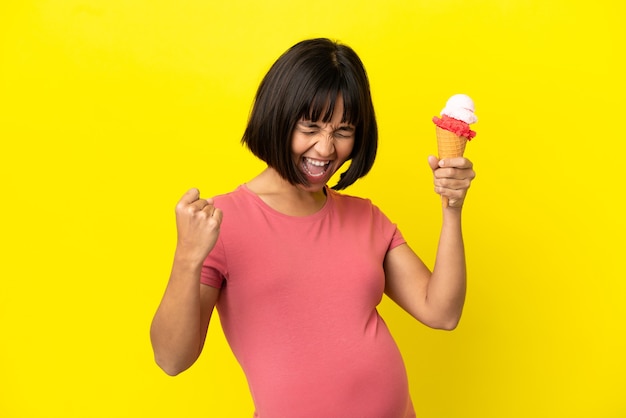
[314,134,335,157]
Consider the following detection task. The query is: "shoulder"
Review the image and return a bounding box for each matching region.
[328,189,380,214]
[327,189,394,226]
[211,185,253,209]
[328,188,370,205]
[328,189,404,246]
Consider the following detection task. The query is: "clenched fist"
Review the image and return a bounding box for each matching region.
[174,188,223,264]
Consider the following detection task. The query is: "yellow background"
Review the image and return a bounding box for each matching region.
[1,1,625,417]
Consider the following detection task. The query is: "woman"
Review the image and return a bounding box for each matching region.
[150,38,475,418]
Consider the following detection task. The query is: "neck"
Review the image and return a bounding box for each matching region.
[246,167,327,216]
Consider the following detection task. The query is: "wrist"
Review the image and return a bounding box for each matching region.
[172,248,206,272]
[442,205,463,224]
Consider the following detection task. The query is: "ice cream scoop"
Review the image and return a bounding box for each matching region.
[440,94,478,124]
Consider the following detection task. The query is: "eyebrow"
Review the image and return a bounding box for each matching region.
[297,121,355,131]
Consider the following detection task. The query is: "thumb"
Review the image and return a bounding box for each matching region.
[427,155,440,171]
[179,188,200,206]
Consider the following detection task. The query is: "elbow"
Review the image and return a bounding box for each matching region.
[159,364,183,377]
[150,328,199,376]
[153,353,192,376]
[426,313,462,331]
[155,358,186,376]
[426,302,464,331]
[436,318,460,331]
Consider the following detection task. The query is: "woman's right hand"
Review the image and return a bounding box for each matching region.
[174,188,223,264]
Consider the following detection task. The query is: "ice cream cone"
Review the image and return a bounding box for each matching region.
[436,126,468,207]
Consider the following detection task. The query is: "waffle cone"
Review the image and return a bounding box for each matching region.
[436,126,467,158]
[435,126,468,208]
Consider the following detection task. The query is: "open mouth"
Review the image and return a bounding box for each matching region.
[302,157,331,177]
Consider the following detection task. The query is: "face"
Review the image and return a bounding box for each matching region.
[291,95,355,192]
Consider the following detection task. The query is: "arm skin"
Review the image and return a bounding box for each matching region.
[384,156,475,330]
[150,189,223,376]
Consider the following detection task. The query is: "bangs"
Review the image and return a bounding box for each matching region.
[302,74,361,126]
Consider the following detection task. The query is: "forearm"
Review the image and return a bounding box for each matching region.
[150,255,207,375]
[427,207,467,328]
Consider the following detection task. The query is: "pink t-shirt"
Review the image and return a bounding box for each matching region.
[201,185,416,418]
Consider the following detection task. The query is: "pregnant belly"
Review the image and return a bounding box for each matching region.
[245,319,415,418]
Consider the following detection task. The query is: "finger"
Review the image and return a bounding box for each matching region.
[199,202,216,216]
[190,195,218,215]
[427,155,440,171]
[436,186,465,205]
[193,197,216,210]
[435,176,472,191]
[433,166,476,182]
[211,207,223,224]
[190,198,210,211]
[441,157,473,169]
[200,205,223,227]
[447,198,463,208]
[178,188,201,206]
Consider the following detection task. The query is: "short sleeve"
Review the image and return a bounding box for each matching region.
[201,237,227,288]
[389,226,406,251]
[369,201,406,252]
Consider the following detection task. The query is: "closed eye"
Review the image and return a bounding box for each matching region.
[297,121,354,138]
[297,121,319,134]
[335,127,355,138]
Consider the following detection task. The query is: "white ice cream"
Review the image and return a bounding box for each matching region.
[440,94,477,124]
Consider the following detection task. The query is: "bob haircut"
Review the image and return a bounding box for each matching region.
[241,38,377,190]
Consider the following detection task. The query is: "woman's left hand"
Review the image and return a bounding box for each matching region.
[428,155,476,208]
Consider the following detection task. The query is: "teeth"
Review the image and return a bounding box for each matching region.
[305,158,329,167]
[303,157,330,178]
